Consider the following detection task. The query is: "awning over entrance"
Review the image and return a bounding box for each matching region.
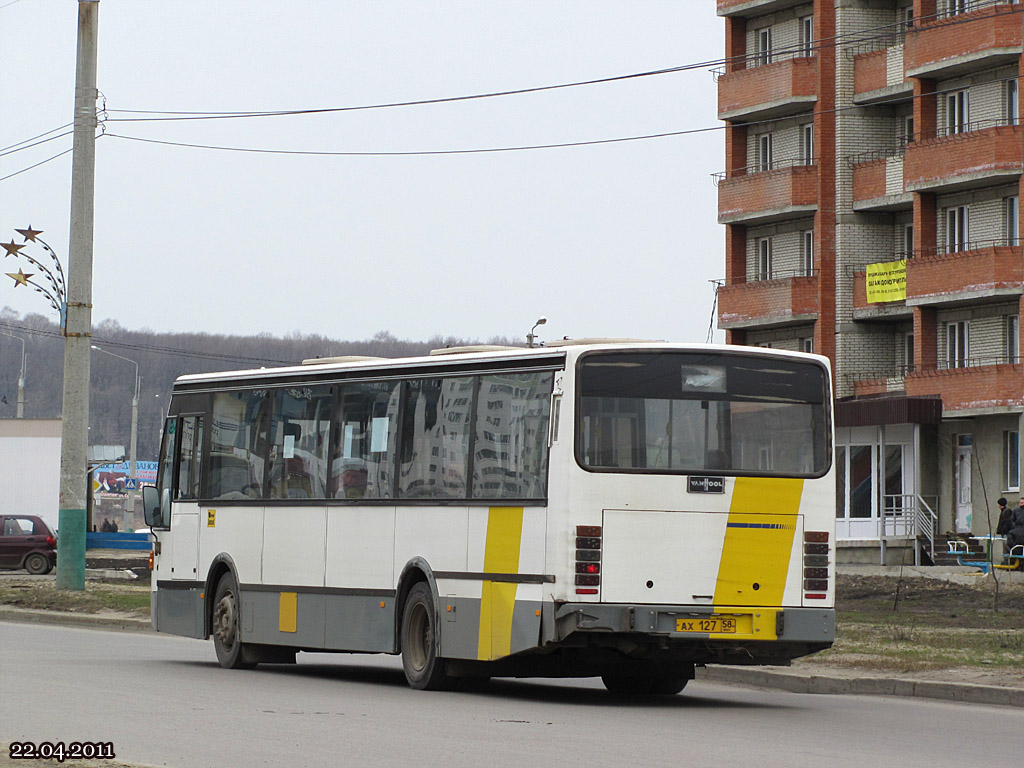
[836,396,942,428]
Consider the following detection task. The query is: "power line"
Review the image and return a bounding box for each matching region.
[102,5,1019,125]
[0,123,73,154]
[0,145,73,183]
[0,129,74,159]
[0,321,300,366]
[103,126,721,157]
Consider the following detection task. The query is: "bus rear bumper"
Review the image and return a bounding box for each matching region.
[554,603,835,646]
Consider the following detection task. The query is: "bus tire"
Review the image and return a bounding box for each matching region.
[601,667,691,696]
[400,582,455,690]
[212,573,257,670]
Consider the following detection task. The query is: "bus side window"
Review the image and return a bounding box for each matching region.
[152,416,179,527]
[209,390,270,500]
[176,416,204,501]
[471,371,553,499]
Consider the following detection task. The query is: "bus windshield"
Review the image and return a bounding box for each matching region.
[578,351,830,477]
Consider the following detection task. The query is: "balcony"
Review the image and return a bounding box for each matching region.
[717,57,818,122]
[852,43,912,104]
[904,3,1023,78]
[852,267,913,321]
[906,361,1024,414]
[715,161,819,225]
[717,271,819,329]
[850,152,911,211]
[904,123,1023,194]
[905,243,1024,306]
[717,0,807,17]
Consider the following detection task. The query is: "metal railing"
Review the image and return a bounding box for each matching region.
[933,116,1020,139]
[714,268,818,286]
[709,46,816,81]
[938,0,1019,19]
[712,157,817,184]
[880,494,939,563]
[851,239,1022,271]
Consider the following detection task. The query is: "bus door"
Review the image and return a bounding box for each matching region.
[170,415,203,581]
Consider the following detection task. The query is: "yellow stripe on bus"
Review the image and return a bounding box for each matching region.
[279,591,297,633]
[477,507,524,661]
[713,478,804,610]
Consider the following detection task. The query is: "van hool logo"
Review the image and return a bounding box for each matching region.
[688,476,725,493]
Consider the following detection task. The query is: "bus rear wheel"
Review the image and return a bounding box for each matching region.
[400,583,455,690]
[212,573,257,670]
[601,665,692,696]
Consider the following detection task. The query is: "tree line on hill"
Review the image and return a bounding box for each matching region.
[0,307,517,462]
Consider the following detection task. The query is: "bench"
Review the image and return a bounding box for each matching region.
[947,539,992,573]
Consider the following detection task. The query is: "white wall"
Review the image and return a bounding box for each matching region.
[0,419,61,530]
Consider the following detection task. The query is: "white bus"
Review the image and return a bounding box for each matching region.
[143,341,835,694]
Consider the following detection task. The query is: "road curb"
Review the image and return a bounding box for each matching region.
[0,607,152,633]
[698,665,1024,708]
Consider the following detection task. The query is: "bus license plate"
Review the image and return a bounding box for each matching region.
[676,617,737,633]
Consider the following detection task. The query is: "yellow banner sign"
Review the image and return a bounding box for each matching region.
[865,259,907,303]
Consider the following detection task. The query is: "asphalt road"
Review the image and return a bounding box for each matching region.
[1,621,1019,768]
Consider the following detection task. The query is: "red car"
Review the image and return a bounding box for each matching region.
[0,515,57,575]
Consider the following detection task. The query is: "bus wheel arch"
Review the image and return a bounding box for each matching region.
[204,554,238,639]
[395,559,455,690]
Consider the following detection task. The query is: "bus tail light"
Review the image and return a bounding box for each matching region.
[575,525,602,595]
[803,531,830,599]
[148,550,154,570]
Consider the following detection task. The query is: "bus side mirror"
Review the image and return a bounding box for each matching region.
[142,485,164,528]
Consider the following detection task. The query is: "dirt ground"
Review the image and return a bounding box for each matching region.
[792,574,1024,689]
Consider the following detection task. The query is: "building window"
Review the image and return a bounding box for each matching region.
[901,115,915,145]
[1006,430,1020,492]
[1007,314,1019,364]
[945,90,969,135]
[898,331,914,373]
[900,5,914,31]
[800,123,814,165]
[901,222,914,258]
[756,133,773,172]
[1006,196,1019,246]
[799,16,814,57]
[1006,78,1019,126]
[945,205,969,253]
[757,237,773,281]
[945,320,970,369]
[801,230,814,276]
[756,26,773,66]
[802,337,814,354]
[944,0,969,17]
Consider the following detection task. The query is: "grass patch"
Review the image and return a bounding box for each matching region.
[0,582,150,616]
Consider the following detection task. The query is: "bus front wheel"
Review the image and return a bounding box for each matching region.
[212,573,257,670]
[400,582,455,691]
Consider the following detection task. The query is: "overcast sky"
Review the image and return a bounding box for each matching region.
[1,1,725,346]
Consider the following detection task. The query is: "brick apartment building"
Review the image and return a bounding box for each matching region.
[714,0,1023,563]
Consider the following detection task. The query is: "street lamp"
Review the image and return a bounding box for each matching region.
[0,330,26,417]
[91,345,140,531]
[526,316,547,348]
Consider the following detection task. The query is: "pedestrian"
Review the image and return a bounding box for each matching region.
[1004,498,1024,567]
[996,497,1014,536]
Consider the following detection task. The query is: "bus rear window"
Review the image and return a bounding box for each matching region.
[577,352,830,477]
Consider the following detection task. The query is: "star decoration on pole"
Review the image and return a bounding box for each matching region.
[2,241,26,258]
[2,226,68,331]
[14,226,43,243]
[6,268,34,287]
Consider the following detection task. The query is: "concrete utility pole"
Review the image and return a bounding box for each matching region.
[56,0,99,591]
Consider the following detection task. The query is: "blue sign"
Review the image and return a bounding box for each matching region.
[124,478,138,490]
